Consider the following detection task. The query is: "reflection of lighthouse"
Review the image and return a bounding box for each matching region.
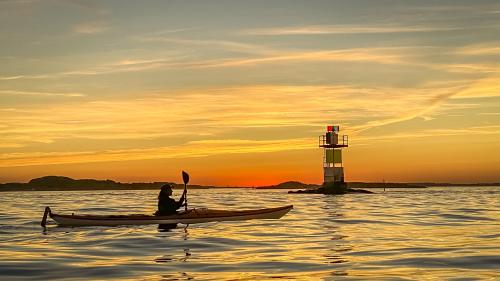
[319,125,348,185]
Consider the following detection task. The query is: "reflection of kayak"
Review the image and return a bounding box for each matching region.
[41,205,293,227]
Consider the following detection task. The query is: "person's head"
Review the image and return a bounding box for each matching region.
[160,184,173,196]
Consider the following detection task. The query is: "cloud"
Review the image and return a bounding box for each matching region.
[0,57,184,80]
[354,125,500,145]
[143,27,201,36]
[478,112,500,116]
[5,41,495,82]
[0,90,85,97]
[336,76,492,134]
[0,75,32,80]
[1,77,495,167]
[452,76,500,99]
[0,138,313,167]
[135,36,414,67]
[455,43,500,56]
[0,45,414,81]
[0,83,471,148]
[135,36,272,55]
[191,48,404,68]
[73,21,109,34]
[348,82,475,133]
[243,24,459,36]
[0,143,24,148]
[437,63,500,74]
[113,58,168,66]
[348,75,500,134]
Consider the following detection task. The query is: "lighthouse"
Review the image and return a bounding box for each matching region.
[290,125,370,194]
[290,126,371,194]
[319,125,348,185]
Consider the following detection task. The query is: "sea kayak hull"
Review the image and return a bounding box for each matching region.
[46,205,293,226]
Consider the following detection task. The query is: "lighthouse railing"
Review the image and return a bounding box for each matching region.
[319,134,348,147]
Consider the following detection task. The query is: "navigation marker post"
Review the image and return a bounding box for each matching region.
[319,125,349,193]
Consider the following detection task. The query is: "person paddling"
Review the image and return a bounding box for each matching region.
[155,184,187,216]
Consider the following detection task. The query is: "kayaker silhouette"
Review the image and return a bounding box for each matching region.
[155,171,189,230]
[155,184,187,216]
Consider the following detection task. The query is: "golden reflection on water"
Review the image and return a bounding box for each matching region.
[0,188,499,280]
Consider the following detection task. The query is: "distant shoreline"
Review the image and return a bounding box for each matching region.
[1,176,498,192]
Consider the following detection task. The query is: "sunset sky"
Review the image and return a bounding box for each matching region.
[1,0,499,185]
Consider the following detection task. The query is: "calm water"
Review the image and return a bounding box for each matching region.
[0,187,499,280]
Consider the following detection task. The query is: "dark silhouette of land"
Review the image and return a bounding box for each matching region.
[0,176,211,192]
[256,181,426,189]
[1,176,497,192]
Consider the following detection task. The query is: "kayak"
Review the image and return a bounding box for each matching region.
[41,205,293,227]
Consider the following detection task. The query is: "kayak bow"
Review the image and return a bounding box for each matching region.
[41,205,293,227]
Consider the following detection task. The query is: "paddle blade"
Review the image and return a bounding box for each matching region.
[182,171,190,185]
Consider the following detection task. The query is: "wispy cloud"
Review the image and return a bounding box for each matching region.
[0,138,313,167]
[134,36,422,67]
[3,41,495,82]
[73,21,109,34]
[348,83,473,133]
[478,112,500,116]
[0,56,185,80]
[3,122,499,167]
[452,76,500,99]
[354,125,500,145]
[191,48,405,68]
[455,43,500,56]
[0,75,28,80]
[0,90,85,97]
[243,24,459,36]
[135,36,272,55]
[0,83,473,151]
[143,27,201,36]
[437,63,500,74]
[0,46,413,81]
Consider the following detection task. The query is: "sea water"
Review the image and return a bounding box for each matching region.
[0,187,498,280]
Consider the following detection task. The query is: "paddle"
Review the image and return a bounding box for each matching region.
[182,171,189,211]
[40,206,51,227]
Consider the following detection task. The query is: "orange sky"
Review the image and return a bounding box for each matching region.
[1,1,499,185]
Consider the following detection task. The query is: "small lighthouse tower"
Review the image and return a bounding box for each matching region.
[319,125,348,185]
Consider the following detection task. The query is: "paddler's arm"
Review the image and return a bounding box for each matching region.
[177,188,187,207]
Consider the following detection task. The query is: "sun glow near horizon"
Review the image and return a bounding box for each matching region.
[1,1,499,185]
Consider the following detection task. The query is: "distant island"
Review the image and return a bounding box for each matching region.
[1,176,497,192]
[0,176,213,192]
[255,181,426,189]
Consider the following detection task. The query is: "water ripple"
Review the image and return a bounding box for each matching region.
[0,187,499,280]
